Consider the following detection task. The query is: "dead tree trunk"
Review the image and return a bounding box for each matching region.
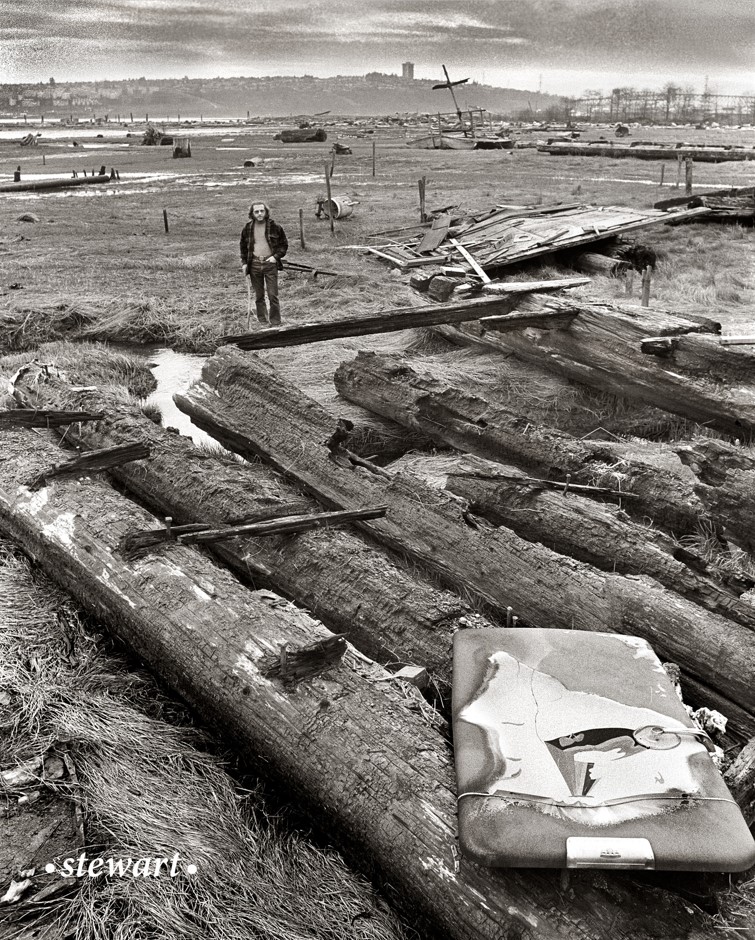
[334,349,755,551]
[0,429,718,940]
[420,453,755,631]
[437,296,755,435]
[11,368,486,696]
[174,347,755,734]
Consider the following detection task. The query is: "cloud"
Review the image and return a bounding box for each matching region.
[0,0,752,91]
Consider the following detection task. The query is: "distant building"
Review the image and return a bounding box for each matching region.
[402,62,414,81]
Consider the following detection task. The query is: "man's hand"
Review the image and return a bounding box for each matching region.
[267,256,277,263]
[241,263,248,276]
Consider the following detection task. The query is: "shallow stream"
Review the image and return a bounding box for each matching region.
[127,345,218,448]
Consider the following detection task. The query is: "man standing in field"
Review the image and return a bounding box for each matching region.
[240,202,288,326]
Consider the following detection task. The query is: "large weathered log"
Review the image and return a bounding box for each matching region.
[174,347,755,730]
[333,349,707,538]
[406,452,755,631]
[217,280,588,349]
[0,429,718,940]
[438,295,755,435]
[724,737,755,826]
[334,349,755,551]
[11,366,486,695]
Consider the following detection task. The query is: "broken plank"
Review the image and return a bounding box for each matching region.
[416,213,450,253]
[449,238,491,282]
[0,409,105,429]
[217,286,581,350]
[178,506,388,544]
[28,441,150,491]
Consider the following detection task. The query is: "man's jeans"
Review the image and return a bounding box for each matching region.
[250,258,280,325]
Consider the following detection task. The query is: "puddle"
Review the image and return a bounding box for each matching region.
[129,347,220,449]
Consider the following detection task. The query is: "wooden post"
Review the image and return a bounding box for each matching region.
[324,163,335,235]
[330,149,335,178]
[130,112,133,122]
[676,154,682,189]
[418,176,427,223]
[469,110,476,139]
[659,164,665,186]
[42,154,46,166]
[625,269,634,296]
[641,266,651,307]
[299,207,306,250]
[146,114,148,123]
[163,208,169,234]
[685,157,693,196]
[372,139,376,177]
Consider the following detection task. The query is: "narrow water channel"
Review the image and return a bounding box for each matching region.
[132,347,219,448]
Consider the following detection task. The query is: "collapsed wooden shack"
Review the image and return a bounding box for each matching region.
[361,202,709,277]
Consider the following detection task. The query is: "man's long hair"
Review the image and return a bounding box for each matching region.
[248,202,270,220]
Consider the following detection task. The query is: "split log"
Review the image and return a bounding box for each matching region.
[422,452,755,631]
[0,430,720,940]
[440,295,755,436]
[11,367,486,695]
[335,349,755,554]
[174,346,755,733]
[217,280,588,350]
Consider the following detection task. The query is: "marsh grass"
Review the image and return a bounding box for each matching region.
[0,540,411,940]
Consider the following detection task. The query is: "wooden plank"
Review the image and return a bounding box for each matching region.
[217,281,587,350]
[449,238,491,282]
[416,214,450,253]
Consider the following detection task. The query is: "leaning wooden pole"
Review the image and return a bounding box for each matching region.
[174,347,755,733]
[0,430,713,940]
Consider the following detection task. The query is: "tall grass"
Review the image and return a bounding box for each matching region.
[0,540,411,940]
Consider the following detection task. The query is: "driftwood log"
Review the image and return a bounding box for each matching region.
[409,452,755,631]
[0,429,721,940]
[333,349,755,551]
[175,347,755,736]
[436,295,755,436]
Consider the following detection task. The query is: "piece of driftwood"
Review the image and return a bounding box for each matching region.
[28,442,151,491]
[217,281,586,349]
[0,174,110,194]
[0,428,714,940]
[174,347,755,735]
[0,409,104,429]
[258,634,347,684]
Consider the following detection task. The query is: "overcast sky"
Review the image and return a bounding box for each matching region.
[1,0,753,96]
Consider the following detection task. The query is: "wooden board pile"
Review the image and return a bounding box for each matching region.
[364,202,709,280]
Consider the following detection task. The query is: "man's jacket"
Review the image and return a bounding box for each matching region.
[240,219,288,270]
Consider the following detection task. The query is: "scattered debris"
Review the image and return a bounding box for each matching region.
[363,202,708,277]
[275,127,327,143]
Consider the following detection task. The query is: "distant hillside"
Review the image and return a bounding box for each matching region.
[0,74,564,121]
